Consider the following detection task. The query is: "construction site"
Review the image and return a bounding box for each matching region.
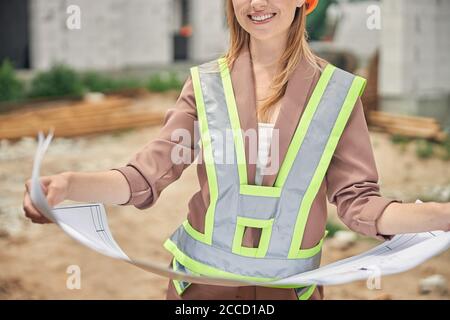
[0,0,449,299]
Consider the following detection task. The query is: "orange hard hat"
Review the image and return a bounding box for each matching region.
[305,0,319,15]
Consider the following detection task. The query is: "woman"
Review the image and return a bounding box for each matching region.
[23,0,449,300]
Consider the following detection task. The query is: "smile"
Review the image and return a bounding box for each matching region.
[248,13,276,24]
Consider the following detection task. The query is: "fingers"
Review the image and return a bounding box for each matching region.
[46,187,57,207]
[25,177,50,194]
[23,176,56,224]
[23,190,52,224]
[25,179,31,193]
[39,176,52,185]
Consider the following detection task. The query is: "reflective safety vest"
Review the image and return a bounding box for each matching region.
[163,58,366,298]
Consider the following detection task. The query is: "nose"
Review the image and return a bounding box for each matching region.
[250,0,268,11]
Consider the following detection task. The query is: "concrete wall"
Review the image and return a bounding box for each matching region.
[29,0,172,70]
[380,0,450,96]
[190,0,229,62]
[379,0,450,129]
[28,0,230,70]
[332,1,381,65]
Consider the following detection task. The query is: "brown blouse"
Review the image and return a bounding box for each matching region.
[111,47,401,299]
[113,49,401,300]
[113,50,400,238]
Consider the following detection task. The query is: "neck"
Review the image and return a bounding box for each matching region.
[249,33,288,67]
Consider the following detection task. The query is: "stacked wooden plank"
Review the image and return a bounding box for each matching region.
[0,94,166,140]
[369,111,448,142]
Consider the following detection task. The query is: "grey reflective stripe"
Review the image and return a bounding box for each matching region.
[197,63,241,250]
[267,68,356,257]
[295,286,314,299]
[239,194,278,220]
[171,225,321,279]
[173,260,193,293]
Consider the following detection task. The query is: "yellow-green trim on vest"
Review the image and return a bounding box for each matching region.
[164,238,319,289]
[164,237,275,282]
[172,258,183,295]
[187,66,218,245]
[287,75,367,258]
[172,258,191,296]
[219,57,248,186]
[232,217,274,258]
[163,230,327,289]
[239,185,282,197]
[173,254,316,298]
[174,254,316,299]
[297,284,317,300]
[275,64,336,188]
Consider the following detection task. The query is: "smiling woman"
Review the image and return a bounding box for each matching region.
[23,0,450,301]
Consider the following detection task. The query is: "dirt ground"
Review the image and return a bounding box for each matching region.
[0,94,449,300]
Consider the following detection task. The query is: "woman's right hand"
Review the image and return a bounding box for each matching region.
[23,173,71,224]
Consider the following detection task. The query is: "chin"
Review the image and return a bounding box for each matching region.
[248,30,279,42]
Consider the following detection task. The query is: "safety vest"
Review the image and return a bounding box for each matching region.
[163,58,366,298]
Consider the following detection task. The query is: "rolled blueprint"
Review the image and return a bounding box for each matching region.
[30,132,450,287]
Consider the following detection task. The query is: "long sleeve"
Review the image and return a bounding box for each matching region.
[111,76,198,209]
[325,98,402,240]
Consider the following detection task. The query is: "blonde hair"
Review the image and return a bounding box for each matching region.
[224,1,325,122]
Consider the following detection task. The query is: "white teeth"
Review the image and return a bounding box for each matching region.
[250,13,274,22]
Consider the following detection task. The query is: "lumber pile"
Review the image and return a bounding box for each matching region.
[369,111,448,142]
[0,95,166,140]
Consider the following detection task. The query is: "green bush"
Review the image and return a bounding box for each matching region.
[325,221,343,238]
[441,136,450,161]
[0,60,24,102]
[81,72,117,92]
[109,78,141,92]
[390,134,412,145]
[81,72,141,93]
[28,65,84,99]
[415,139,434,159]
[147,72,182,92]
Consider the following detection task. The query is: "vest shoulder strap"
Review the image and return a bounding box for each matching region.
[192,58,224,74]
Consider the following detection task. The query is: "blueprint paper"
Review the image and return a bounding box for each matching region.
[52,203,130,261]
[30,132,450,287]
[269,230,450,286]
[31,132,253,287]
